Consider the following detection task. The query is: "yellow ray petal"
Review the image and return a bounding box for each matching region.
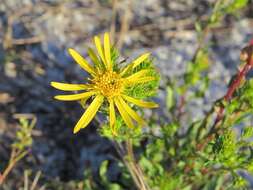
[132,53,150,68]
[120,53,150,76]
[104,33,112,70]
[108,99,116,133]
[68,48,96,75]
[114,97,134,128]
[51,82,89,91]
[124,69,151,81]
[54,91,96,101]
[74,95,104,134]
[122,94,158,108]
[118,96,145,126]
[94,36,106,65]
[127,77,156,84]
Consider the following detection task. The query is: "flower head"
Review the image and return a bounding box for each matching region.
[51,33,159,134]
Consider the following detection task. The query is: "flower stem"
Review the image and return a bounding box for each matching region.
[125,139,150,190]
[114,139,150,190]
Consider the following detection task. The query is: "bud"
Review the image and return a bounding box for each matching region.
[240,45,253,62]
[239,51,248,62]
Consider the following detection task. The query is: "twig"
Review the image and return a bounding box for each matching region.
[0,150,29,185]
[13,113,37,128]
[12,36,44,46]
[30,171,42,190]
[24,170,29,190]
[116,0,132,50]
[0,114,36,186]
[2,3,44,49]
[110,0,118,44]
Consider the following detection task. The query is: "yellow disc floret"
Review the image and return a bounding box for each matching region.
[92,70,123,98]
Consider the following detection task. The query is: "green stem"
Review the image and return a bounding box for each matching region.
[0,149,28,186]
[126,139,150,190]
[114,139,150,190]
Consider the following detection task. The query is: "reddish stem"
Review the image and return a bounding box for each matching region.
[214,45,253,127]
[177,96,185,118]
[225,64,251,101]
[250,39,253,46]
[196,40,253,151]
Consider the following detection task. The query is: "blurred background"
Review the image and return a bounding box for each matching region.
[0,0,253,189]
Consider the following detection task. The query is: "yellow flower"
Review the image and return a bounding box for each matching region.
[51,33,158,134]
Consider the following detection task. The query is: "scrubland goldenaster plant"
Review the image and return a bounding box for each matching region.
[51,33,159,134]
[2,0,253,189]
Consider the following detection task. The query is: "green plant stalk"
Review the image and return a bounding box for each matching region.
[0,149,28,185]
[0,115,36,185]
[113,141,141,189]
[114,139,150,190]
[126,139,150,190]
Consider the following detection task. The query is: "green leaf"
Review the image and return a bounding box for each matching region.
[99,160,109,183]
[233,175,248,188]
[233,0,248,8]
[182,185,192,190]
[108,184,121,190]
[195,22,202,34]
[166,86,174,110]
[209,12,221,25]
[226,0,248,13]
[242,126,253,139]
[226,99,239,114]
[195,50,209,71]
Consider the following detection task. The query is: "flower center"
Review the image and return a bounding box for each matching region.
[92,71,123,98]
